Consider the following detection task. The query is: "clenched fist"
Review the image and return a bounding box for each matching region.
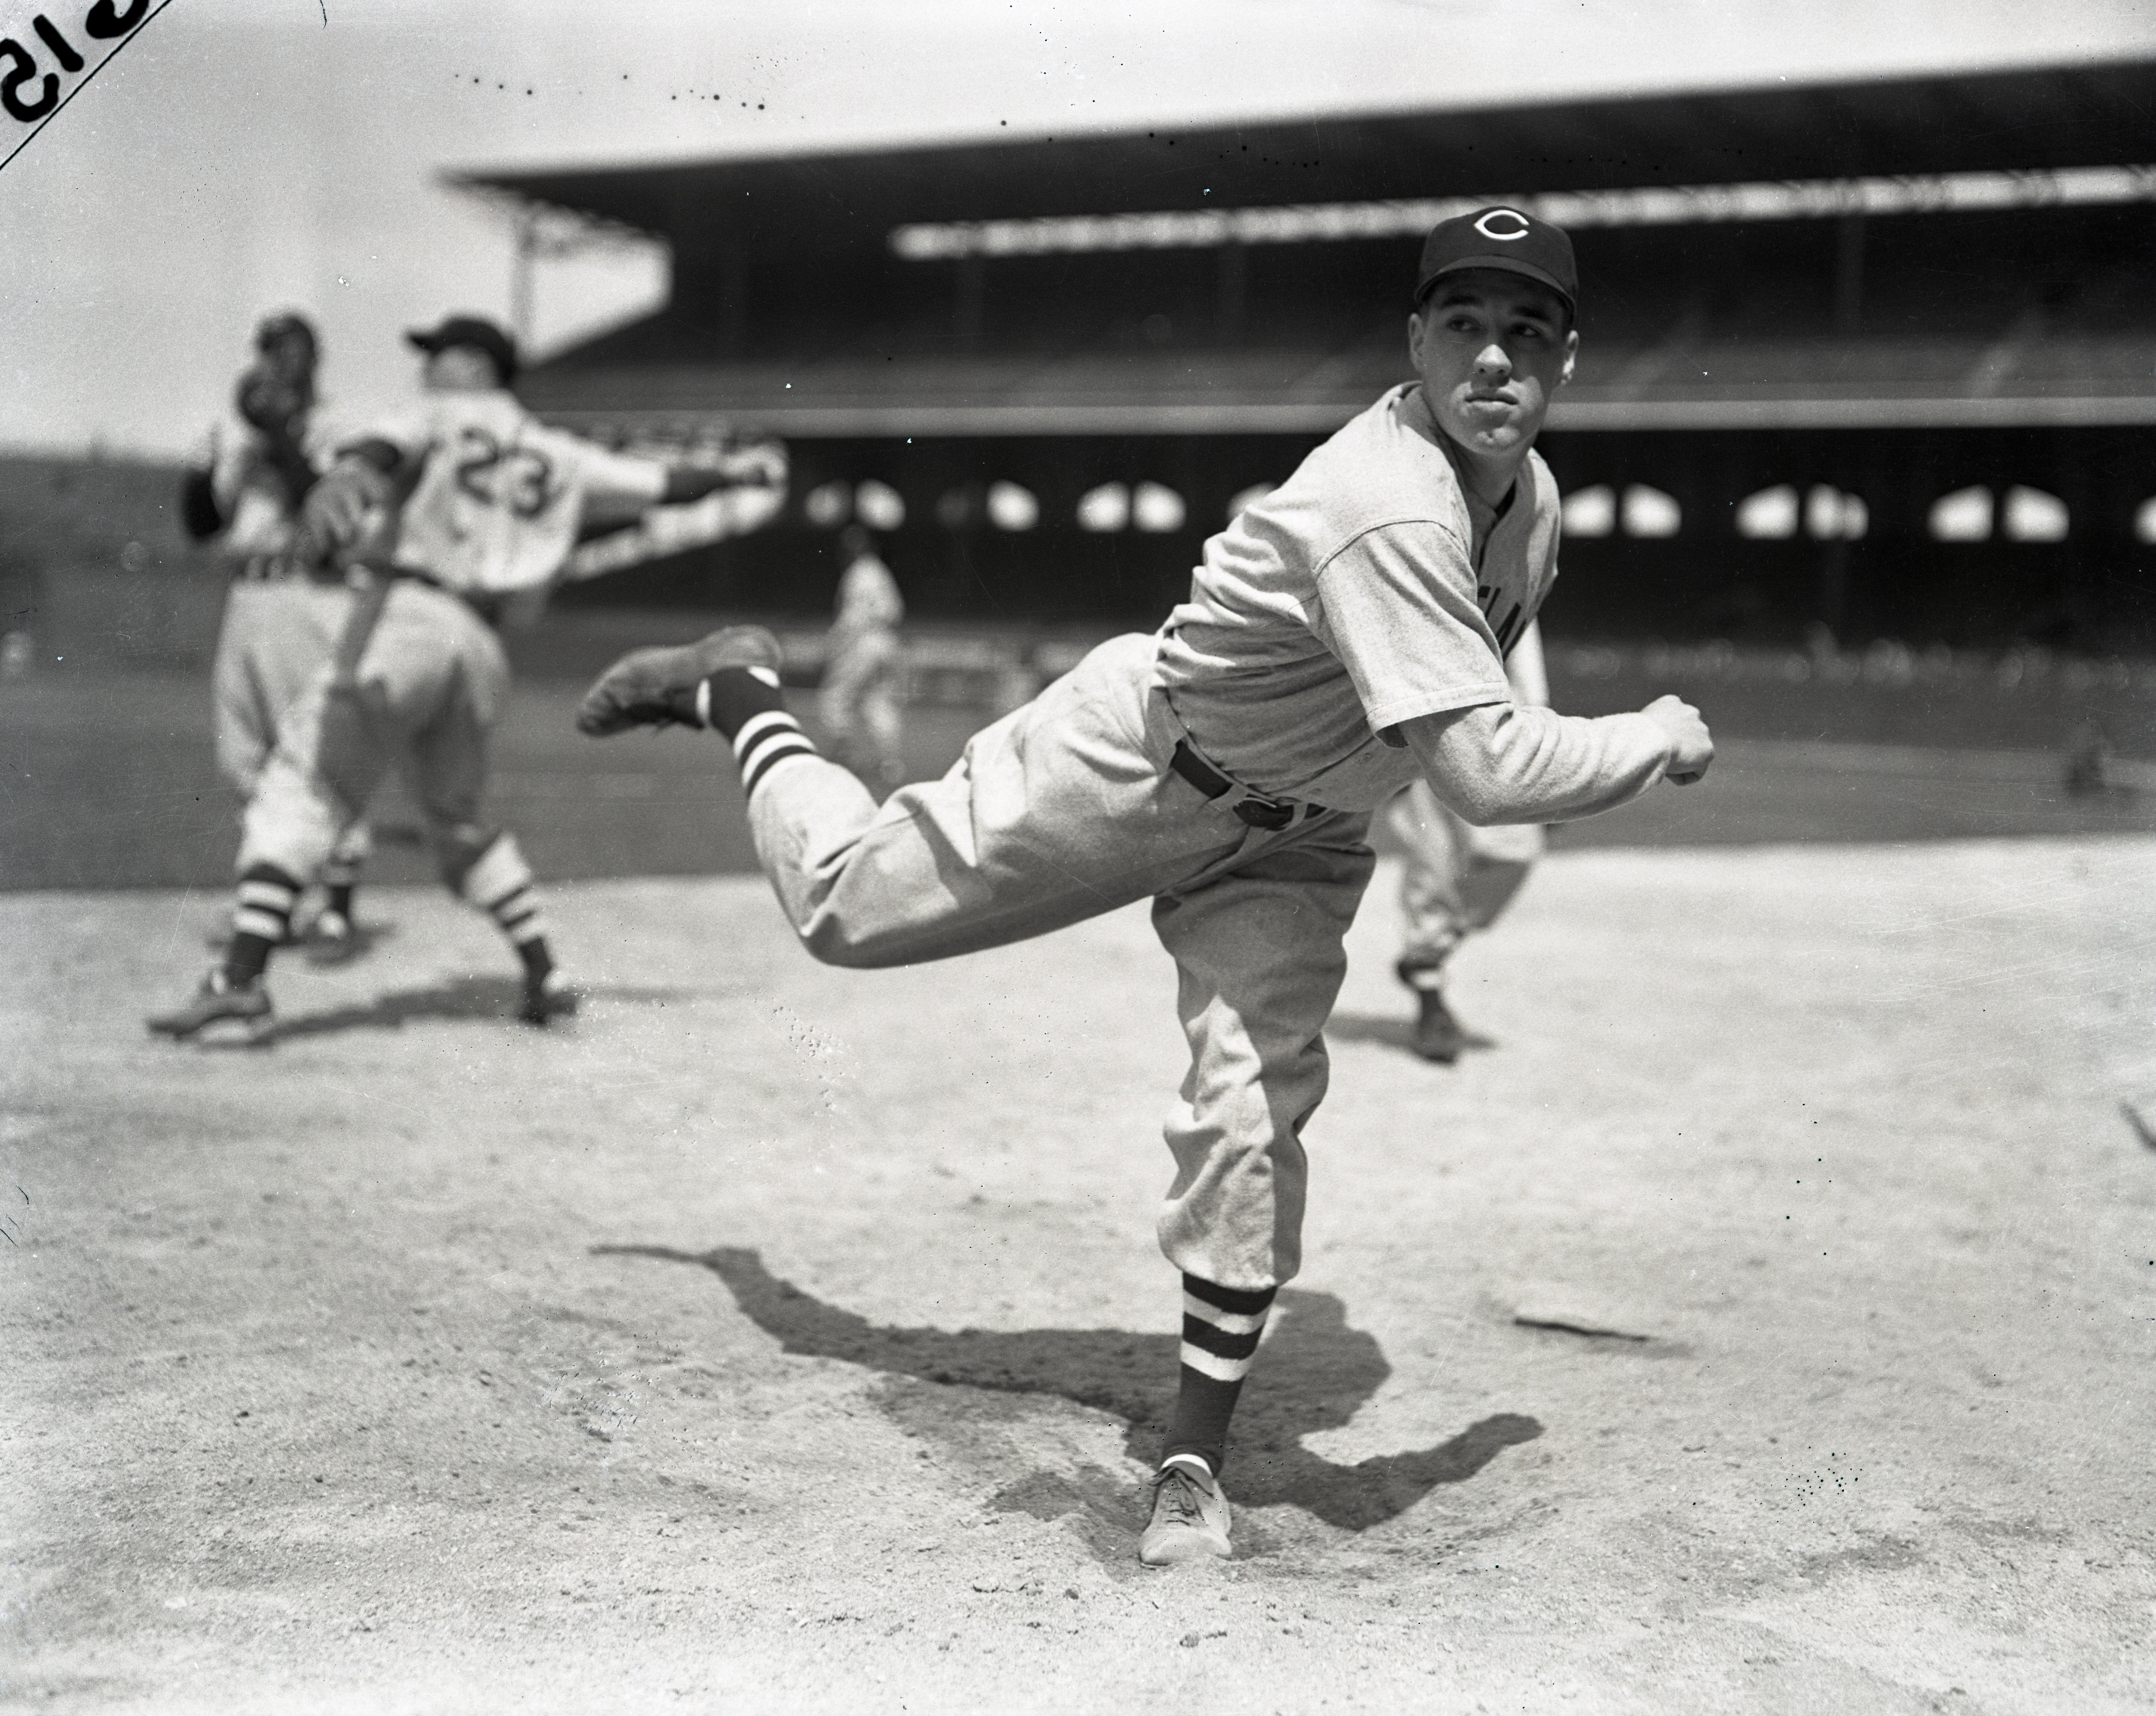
[1641,693,1714,785]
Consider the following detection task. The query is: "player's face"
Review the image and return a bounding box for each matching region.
[260,334,314,388]
[422,346,503,393]
[1408,272,1578,459]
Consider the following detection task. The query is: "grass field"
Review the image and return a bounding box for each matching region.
[6,661,2156,893]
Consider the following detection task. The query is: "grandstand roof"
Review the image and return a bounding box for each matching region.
[467,57,2156,435]
[463,59,2155,242]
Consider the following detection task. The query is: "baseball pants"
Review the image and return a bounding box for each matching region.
[816,629,905,794]
[745,632,1376,1292]
[238,579,522,899]
[213,575,371,879]
[1384,778,1543,984]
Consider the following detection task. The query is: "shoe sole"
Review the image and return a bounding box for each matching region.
[691,625,784,677]
[577,627,784,737]
[1139,1531,1233,1567]
[150,1014,276,1047]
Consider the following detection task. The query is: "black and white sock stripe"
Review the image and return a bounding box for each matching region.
[732,707,819,798]
[1180,1275,1275,1385]
[484,881,546,947]
[233,870,300,943]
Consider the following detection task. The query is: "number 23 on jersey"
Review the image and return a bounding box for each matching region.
[451,427,558,521]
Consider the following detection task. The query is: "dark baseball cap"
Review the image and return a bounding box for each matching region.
[254,311,317,355]
[406,314,518,384]
[1415,206,1577,316]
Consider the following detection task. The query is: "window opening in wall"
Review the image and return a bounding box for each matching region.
[1621,484,1680,538]
[854,479,906,531]
[1928,486,1992,542]
[804,480,852,529]
[1561,484,1616,537]
[2002,485,2067,543]
[936,485,987,530]
[1133,482,1186,533]
[1076,482,1130,533]
[1735,485,1798,539]
[987,480,1039,531]
[1805,485,1867,541]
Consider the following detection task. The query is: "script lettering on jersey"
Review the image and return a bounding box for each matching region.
[0,0,162,170]
[1477,584,1529,658]
[450,426,560,522]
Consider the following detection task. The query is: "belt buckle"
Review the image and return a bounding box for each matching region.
[1232,796,1295,831]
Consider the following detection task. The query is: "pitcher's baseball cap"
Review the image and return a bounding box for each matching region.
[406,314,518,384]
[1415,206,1577,316]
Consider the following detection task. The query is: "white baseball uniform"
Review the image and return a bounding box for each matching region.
[817,549,906,795]
[724,383,1674,1291]
[239,389,670,900]
[199,408,374,884]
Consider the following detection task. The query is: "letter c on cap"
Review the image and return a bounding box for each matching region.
[1473,208,1532,241]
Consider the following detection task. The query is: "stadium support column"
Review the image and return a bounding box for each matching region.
[722,243,748,355]
[1834,214,1865,333]
[955,255,985,349]
[1216,242,1246,341]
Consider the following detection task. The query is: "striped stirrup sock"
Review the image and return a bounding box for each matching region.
[460,834,548,969]
[226,862,302,983]
[696,667,819,801]
[1161,1274,1277,1479]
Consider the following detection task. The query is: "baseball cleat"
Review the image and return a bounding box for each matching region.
[146,969,275,1045]
[303,908,361,966]
[575,626,784,736]
[520,969,581,1027]
[1139,1462,1232,1566]
[1411,990,1467,1064]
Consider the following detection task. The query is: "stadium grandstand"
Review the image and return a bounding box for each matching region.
[462,56,2156,652]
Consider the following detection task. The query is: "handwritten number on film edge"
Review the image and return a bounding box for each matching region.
[86,0,151,38]
[1,2,151,125]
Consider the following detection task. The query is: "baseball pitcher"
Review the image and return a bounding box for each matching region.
[579,210,1714,1565]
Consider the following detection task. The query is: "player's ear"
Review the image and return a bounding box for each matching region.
[1558,327,1579,388]
[1407,306,1427,370]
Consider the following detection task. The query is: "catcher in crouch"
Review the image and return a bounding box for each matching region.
[149,314,786,1043]
[577,211,1713,1565]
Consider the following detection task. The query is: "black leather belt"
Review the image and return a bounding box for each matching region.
[1169,738,1313,830]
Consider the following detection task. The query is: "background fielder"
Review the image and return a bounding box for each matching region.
[578,209,1714,1568]
[1385,616,1548,1062]
[818,523,907,797]
[149,313,786,1042]
[179,311,373,961]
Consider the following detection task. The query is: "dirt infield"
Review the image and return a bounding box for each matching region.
[4,835,2153,1713]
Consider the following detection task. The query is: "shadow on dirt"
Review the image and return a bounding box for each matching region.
[272,976,699,1040]
[599,1243,1542,1541]
[1323,1010,1498,1058]
[203,919,396,962]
